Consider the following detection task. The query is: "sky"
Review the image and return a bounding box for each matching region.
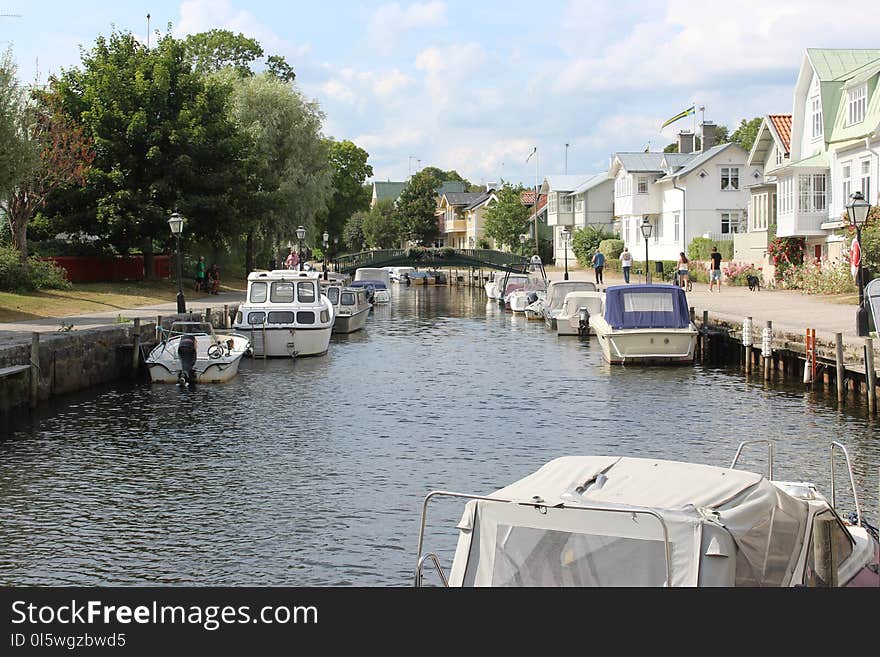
[2,1,880,187]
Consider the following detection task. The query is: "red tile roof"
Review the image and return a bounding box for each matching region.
[768,114,792,153]
[521,191,546,207]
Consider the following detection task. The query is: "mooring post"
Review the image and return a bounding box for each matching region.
[865,338,876,413]
[205,307,212,327]
[743,316,753,375]
[156,315,163,340]
[131,318,141,378]
[30,332,40,408]
[223,304,230,328]
[762,321,773,381]
[835,333,845,403]
[701,310,710,363]
[689,306,695,324]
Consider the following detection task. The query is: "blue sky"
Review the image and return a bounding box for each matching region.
[3,1,879,187]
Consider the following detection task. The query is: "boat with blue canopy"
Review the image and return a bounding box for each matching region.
[589,284,697,364]
[349,279,390,303]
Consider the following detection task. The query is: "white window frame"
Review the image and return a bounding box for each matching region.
[721,167,740,191]
[560,193,573,213]
[778,177,793,215]
[720,211,743,234]
[673,212,680,243]
[575,195,584,213]
[842,162,852,208]
[847,84,867,126]
[653,217,663,243]
[861,159,871,202]
[637,176,648,194]
[548,192,557,214]
[797,173,827,213]
[811,97,823,140]
[775,147,784,166]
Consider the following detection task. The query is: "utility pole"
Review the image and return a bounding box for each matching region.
[146,14,151,48]
[564,143,569,175]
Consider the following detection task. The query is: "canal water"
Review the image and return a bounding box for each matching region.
[1,285,878,586]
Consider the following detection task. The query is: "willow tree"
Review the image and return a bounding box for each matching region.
[226,72,333,271]
[0,51,39,221]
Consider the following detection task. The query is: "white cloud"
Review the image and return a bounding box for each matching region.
[367,2,448,54]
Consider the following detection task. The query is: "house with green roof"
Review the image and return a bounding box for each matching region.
[774,48,880,263]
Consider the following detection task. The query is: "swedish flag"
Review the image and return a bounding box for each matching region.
[660,105,695,130]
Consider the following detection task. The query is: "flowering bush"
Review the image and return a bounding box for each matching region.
[688,260,709,283]
[766,237,804,283]
[722,261,763,286]
[775,259,857,294]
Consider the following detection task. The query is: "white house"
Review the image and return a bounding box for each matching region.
[611,123,757,262]
[540,174,613,262]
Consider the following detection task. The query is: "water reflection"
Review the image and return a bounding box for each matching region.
[0,284,878,585]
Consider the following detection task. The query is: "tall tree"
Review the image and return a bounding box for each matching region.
[343,211,367,251]
[184,29,264,76]
[419,166,472,189]
[44,30,246,268]
[394,170,440,245]
[266,55,296,82]
[0,51,38,207]
[227,72,333,271]
[730,117,762,153]
[321,139,372,255]
[362,198,400,248]
[483,183,529,250]
[1,89,95,262]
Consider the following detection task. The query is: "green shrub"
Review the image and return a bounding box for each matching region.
[722,261,763,286]
[687,237,733,262]
[778,261,857,294]
[599,239,624,260]
[476,237,492,250]
[0,246,72,291]
[571,225,615,266]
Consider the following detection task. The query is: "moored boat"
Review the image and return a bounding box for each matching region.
[325,285,371,333]
[589,284,697,364]
[350,279,390,303]
[542,280,597,329]
[146,321,249,386]
[556,290,604,336]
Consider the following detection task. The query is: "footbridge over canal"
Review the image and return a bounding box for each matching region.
[334,248,531,276]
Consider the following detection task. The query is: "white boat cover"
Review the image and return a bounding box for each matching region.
[545,281,597,311]
[447,456,810,587]
[559,291,603,319]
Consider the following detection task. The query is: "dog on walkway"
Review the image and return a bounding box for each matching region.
[746,274,761,292]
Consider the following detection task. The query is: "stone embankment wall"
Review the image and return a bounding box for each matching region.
[0,323,155,416]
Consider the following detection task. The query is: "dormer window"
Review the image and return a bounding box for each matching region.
[811,97,823,139]
[637,177,648,194]
[847,84,867,126]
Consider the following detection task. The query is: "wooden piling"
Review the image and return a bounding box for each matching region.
[763,321,772,381]
[30,332,40,408]
[866,338,876,413]
[835,333,845,403]
[131,318,140,378]
[157,315,163,340]
[689,306,695,324]
[223,304,230,328]
[205,307,212,326]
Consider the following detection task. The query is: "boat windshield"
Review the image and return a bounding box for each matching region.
[169,322,213,336]
[326,287,340,305]
[341,292,356,306]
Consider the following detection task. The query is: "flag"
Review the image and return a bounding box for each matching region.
[660,105,696,130]
[851,236,861,280]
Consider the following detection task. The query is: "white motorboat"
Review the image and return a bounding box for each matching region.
[415,441,880,587]
[485,271,527,301]
[542,281,597,329]
[387,266,415,283]
[556,290,605,336]
[589,284,697,364]
[508,274,548,314]
[324,284,371,334]
[146,321,249,386]
[232,270,334,357]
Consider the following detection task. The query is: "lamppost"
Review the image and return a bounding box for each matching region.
[519,233,526,255]
[640,216,653,284]
[334,236,339,271]
[562,229,571,281]
[296,225,306,272]
[168,211,186,313]
[322,230,329,281]
[848,191,871,336]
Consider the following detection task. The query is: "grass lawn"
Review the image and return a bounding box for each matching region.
[0,278,247,322]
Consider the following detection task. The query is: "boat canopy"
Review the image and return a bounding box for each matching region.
[448,456,810,587]
[349,280,388,290]
[546,281,597,310]
[603,284,690,329]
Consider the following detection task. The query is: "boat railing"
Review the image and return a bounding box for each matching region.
[831,442,862,527]
[730,440,774,480]
[415,490,672,588]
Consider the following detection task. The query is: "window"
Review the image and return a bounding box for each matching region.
[267,311,294,324]
[247,311,266,325]
[560,193,573,213]
[721,167,739,191]
[798,173,827,213]
[296,311,315,324]
[847,84,867,126]
[615,175,632,197]
[842,163,852,206]
[638,177,648,194]
[779,177,793,214]
[326,287,340,305]
[653,217,663,243]
[548,192,558,214]
[673,212,680,243]
[752,193,768,231]
[575,196,584,213]
[341,292,356,306]
[249,281,268,303]
[861,160,871,202]
[297,282,316,303]
[721,211,743,234]
[811,97,823,139]
[270,281,294,303]
[775,147,784,166]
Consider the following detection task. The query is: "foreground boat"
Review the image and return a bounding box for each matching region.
[590,284,696,364]
[146,321,249,386]
[415,441,880,587]
[233,270,334,357]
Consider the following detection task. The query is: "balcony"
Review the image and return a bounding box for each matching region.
[776,211,827,237]
[444,217,466,233]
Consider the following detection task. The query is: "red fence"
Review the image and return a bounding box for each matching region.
[41,255,171,283]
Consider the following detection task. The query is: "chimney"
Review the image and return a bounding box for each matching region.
[486,181,498,192]
[701,122,717,152]
[677,131,695,154]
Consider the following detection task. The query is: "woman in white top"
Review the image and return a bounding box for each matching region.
[677,252,691,291]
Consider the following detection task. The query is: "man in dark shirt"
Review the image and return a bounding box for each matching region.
[709,246,723,293]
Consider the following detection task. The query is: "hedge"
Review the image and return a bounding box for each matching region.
[687,237,733,262]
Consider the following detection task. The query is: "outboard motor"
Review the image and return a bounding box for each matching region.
[526,292,538,305]
[177,334,197,389]
[578,306,590,338]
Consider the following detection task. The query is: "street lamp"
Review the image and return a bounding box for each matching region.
[562,229,571,281]
[640,217,653,284]
[167,211,186,313]
[848,191,871,336]
[322,230,329,280]
[296,225,306,272]
[519,233,526,256]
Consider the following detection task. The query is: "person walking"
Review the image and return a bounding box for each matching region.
[194,256,206,292]
[708,246,722,292]
[677,252,691,291]
[591,249,605,285]
[620,247,633,284]
[284,247,298,270]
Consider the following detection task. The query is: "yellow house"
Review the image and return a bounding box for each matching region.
[439,191,487,249]
[464,190,498,249]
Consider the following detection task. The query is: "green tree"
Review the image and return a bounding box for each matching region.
[730,117,762,153]
[394,170,441,245]
[483,183,529,250]
[45,30,246,270]
[362,198,400,248]
[266,55,296,82]
[184,29,264,76]
[343,211,367,251]
[321,139,372,256]
[0,51,39,207]
[418,166,472,189]
[571,225,615,267]
[227,72,333,271]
